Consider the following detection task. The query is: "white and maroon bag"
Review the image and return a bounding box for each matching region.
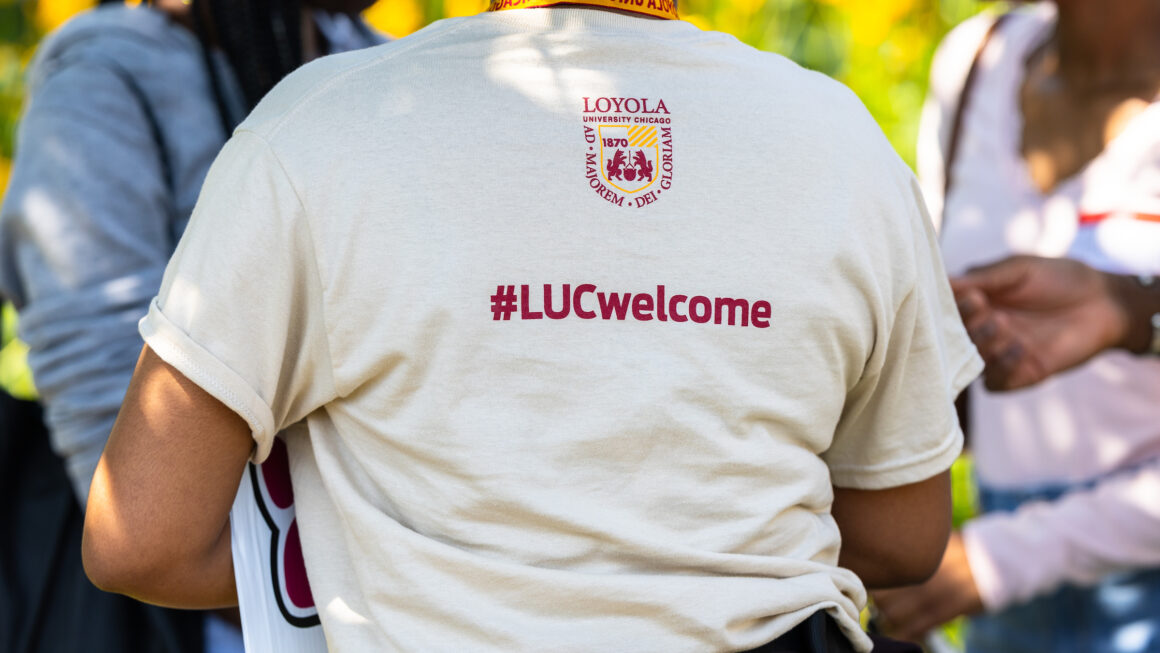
[231,436,327,652]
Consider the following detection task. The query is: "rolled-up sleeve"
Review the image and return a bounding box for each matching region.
[824,173,982,489]
[140,130,337,464]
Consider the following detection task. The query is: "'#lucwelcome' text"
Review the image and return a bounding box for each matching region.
[490,284,771,329]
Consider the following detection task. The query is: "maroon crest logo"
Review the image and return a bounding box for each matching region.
[582,96,673,208]
[601,125,657,193]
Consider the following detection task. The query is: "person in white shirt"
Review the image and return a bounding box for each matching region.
[874,2,1160,651]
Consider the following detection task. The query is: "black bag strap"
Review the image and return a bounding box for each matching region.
[39,25,180,200]
[191,2,237,139]
[944,13,1009,440]
[106,61,175,197]
[943,13,1010,203]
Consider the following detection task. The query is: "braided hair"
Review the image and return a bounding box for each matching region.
[191,0,306,135]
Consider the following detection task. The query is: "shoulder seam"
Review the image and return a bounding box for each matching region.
[258,18,478,141]
[232,129,342,401]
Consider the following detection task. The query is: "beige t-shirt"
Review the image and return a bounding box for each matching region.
[141,8,981,652]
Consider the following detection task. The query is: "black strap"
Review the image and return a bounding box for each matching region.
[40,26,178,201]
[105,61,175,197]
[192,0,237,138]
[942,13,1010,204]
[942,13,1009,440]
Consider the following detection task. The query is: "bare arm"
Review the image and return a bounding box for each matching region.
[82,345,252,608]
[831,470,952,589]
[871,531,980,642]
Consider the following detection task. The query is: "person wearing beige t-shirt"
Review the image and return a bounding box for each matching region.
[79,2,981,651]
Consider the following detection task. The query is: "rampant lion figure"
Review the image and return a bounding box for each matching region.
[606,149,627,180]
[633,150,654,182]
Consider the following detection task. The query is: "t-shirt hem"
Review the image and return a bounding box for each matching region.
[139,298,277,462]
[828,421,963,490]
[826,335,981,490]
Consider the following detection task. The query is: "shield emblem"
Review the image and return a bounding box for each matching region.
[598,124,659,194]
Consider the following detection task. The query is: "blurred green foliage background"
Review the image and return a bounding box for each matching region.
[0,0,993,196]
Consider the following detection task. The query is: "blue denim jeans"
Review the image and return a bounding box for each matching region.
[966,485,1160,653]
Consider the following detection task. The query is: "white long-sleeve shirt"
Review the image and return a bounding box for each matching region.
[921,3,1160,611]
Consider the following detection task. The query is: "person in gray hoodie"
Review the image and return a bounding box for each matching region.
[0,1,379,650]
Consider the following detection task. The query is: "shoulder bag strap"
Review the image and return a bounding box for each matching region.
[943,12,1011,203]
[945,12,1010,442]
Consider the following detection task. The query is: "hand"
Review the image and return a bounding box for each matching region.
[950,256,1132,391]
[871,531,983,643]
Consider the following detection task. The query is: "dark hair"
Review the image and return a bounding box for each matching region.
[192,0,305,134]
